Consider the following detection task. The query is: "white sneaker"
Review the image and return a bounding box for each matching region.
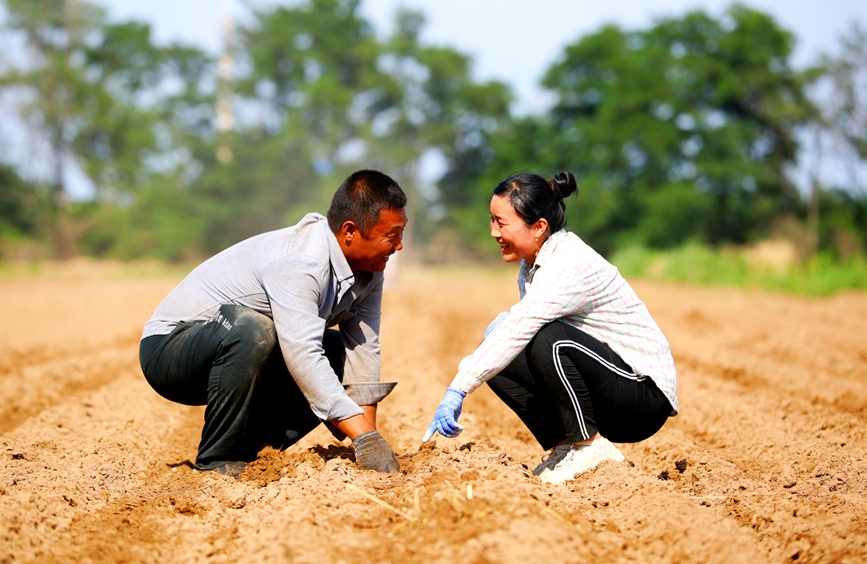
[540,437,625,484]
[531,444,572,477]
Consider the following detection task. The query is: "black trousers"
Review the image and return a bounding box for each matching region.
[139,304,344,469]
[486,321,671,450]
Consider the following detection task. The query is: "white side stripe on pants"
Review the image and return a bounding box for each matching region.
[551,339,645,440]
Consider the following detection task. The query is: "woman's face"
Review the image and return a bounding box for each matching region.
[489,194,545,264]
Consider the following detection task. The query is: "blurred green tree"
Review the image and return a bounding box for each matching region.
[364,7,512,250]
[813,23,867,174]
[804,23,867,256]
[0,0,214,258]
[1,0,863,268]
[0,0,107,256]
[0,163,43,242]
[459,4,816,255]
[190,0,388,253]
[219,2,512,254]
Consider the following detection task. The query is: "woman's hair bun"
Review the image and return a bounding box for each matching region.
[551,172,578,199]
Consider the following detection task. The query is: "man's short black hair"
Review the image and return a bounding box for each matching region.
[327,170,407,236]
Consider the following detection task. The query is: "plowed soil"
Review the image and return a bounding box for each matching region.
[2,261,866,563]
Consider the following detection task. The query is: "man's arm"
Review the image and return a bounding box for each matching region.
[337,277,398,407]
[327,405,377,440]
[339,276,383,386]
[262,257,365,422]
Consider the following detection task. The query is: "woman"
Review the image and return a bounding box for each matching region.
[422,171,678,484]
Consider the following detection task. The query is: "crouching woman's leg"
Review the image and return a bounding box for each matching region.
[486,347,572,451]
[527,321,672,445]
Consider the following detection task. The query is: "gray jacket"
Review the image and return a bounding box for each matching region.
[142,213,395,421]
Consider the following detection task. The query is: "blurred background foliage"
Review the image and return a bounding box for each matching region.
[0,0,865,292]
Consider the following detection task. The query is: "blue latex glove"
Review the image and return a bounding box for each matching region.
[422,387,467,442]
[483,312,510,339]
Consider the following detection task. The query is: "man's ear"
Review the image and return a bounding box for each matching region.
[340,220,358,243]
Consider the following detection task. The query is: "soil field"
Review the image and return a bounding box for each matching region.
[1,261,866,563]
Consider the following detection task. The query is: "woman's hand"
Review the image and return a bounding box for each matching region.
[422,387,467,442]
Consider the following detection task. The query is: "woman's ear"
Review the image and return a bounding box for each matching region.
[535,218,550,239]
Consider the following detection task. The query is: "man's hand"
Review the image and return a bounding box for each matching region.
[422,387,467,442]
[353,430,400,473]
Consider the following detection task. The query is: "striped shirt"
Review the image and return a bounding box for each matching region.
[450,229,679,415]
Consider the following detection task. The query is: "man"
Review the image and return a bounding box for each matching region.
[139,170,407,477]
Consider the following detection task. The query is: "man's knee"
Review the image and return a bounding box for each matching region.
[218,305,278,364]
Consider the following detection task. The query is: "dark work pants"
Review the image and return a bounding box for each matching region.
[486,321,671,450]
[139,304,344,469]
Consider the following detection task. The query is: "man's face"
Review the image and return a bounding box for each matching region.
[343,207,407,272]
